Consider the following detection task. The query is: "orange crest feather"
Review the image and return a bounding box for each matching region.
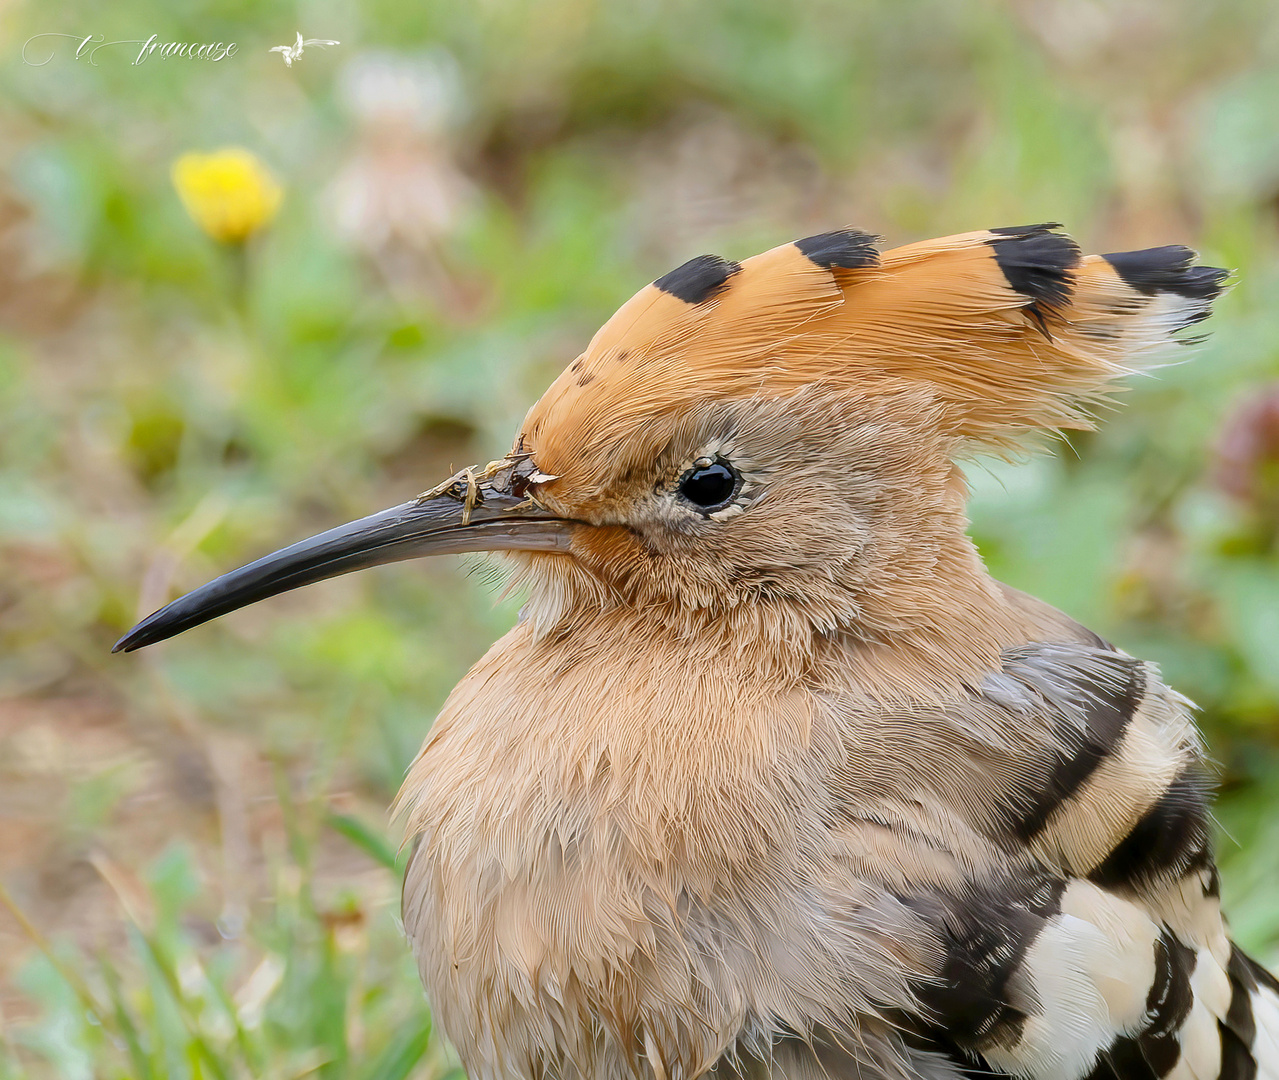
[523,225,1228,478]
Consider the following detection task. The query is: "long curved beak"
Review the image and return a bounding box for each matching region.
[112,460,573,654]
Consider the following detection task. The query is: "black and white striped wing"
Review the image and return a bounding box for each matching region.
[903,643,1279,1080]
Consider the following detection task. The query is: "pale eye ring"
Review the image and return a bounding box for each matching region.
[676,456,741,513]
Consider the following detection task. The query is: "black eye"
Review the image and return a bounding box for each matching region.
[676,458,740,512]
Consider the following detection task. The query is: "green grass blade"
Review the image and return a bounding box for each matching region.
[324,813,399,873]
[359,1019,433,1080]
[98,951,155,1080]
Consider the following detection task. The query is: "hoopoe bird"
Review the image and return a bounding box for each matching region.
[115,224,1279,1080]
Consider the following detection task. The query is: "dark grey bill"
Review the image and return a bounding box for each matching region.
[112,475,574,653]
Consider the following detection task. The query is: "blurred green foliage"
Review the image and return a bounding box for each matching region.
[1,0,1279,1076]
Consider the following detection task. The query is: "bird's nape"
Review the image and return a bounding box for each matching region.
[111,456,575,653]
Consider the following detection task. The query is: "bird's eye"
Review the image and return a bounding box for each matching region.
[676,458,740,512]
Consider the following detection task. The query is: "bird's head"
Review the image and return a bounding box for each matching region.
[114,226,1226,658]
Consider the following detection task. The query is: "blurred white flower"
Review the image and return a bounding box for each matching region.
[338,48,465,133]
[327,50,476,302]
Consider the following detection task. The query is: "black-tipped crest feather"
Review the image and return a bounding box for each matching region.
[1104,246,1230,301]
[795,229,882,270]
[653,254,742,304]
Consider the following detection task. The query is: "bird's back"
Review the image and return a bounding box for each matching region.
[815,586,1279,1080]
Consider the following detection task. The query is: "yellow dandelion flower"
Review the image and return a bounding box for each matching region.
[171,148,283,244]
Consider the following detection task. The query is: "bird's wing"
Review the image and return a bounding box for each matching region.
[837,636,1279,1080]
[301,38,340,48]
